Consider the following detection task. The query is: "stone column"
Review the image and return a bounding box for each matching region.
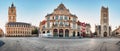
[57,29,59,37]
[63,29,65,37]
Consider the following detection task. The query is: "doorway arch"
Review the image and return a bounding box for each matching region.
[59,29,63,37]
[77,32,80,36]
[73,31,76,37]
[65,29,69,37]
[53,29,58,36]
[104,32,107,37]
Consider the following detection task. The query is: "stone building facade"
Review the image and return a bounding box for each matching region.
[5,3,32,37]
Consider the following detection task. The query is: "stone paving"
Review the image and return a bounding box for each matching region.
[0,37,120,51]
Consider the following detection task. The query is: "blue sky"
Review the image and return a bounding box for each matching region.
[0,0,120,33]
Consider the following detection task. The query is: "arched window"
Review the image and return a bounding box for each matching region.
[104,26,107,31]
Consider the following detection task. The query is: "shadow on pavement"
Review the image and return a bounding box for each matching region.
[0,40,5,47]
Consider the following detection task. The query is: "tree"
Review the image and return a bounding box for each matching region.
[32,28,39,35]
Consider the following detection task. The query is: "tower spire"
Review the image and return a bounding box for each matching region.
[11,2,14,7]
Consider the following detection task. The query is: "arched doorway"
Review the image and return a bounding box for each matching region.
[65,29,69,37]
[77,32,80,37]
[53,29,58,37]
[104,32,107,37]
[59,29,63,37]
[47,30,50,33]
[43,31,45,34]
[73,31,76,37]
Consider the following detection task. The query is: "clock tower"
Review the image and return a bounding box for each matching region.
[8,3,16,22]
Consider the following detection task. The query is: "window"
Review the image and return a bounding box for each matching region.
[78,26,80,29]
[73,18,76,21]
[103,17,107,23]
[55,16,58,20]
[65,16,68,20]
[65,22,69,26]
[73,23,76,29]
[47,17,50,20]
[47,22,50,28]
[55,22,58,27]
[43,26,45,29]
[60,21,63,26]
[104,26,107,31]
[60,16,63,20]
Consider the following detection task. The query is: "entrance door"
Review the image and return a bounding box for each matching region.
[104,32,107,37]
[59,29,63,37]
[77,32,80,36]
[65,29,69,37]
[53,29,58,37]
[73,31,76,37]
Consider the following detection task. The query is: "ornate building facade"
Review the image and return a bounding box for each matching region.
[5,3,32,37]
[95,6,111,37]
[40,3,91,37]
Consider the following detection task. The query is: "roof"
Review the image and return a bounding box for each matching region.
[6,22,31,25]
[54,3,69,12]
[56,3,66,10]
[40,20,46,25]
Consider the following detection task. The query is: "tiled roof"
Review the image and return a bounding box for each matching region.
[6,22,31,25]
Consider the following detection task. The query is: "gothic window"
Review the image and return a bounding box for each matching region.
[103,17,107,23]
[104,26,107,31]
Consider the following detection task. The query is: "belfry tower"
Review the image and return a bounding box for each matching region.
[8,3,16,22]
[100,6,110,37]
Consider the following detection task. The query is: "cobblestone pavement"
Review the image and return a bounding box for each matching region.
[0,37,120,51]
